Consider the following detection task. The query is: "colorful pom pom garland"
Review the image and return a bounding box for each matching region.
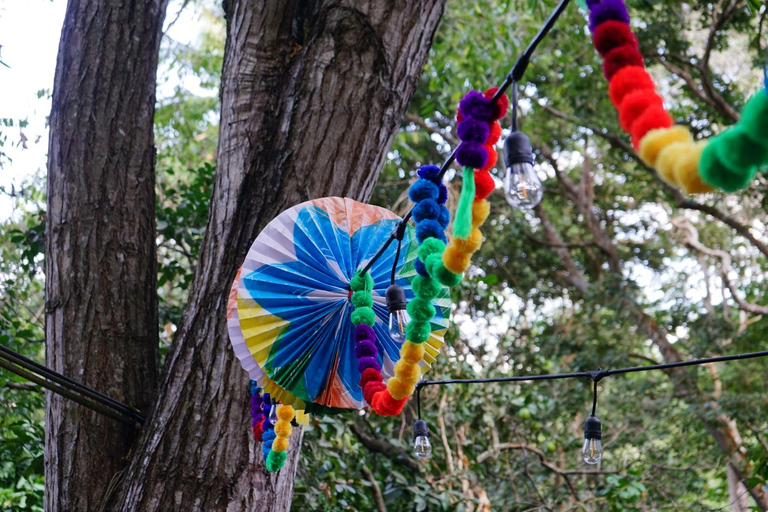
[248,382,301,472]
[586,0,768,195]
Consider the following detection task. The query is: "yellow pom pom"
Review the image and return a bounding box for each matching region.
[452,228,483,254]
[271,436,290,453]
[638,125,692,168]
[394,360,421,384]
[294,410,310,426]
[277,405,295,422]
[274,421,293,438]
[675,141,715,195]
[387,377,415,400]
[471,200,490,227]
[442,245,471,274]
[655,142,692,186]
[400,341,425,364]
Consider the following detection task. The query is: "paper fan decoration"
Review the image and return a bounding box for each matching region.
[229,197,450,413]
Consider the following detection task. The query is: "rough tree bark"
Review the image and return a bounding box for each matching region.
[110,1,446,510]
[45,0,168,510]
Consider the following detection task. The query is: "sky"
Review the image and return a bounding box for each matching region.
[0,0,204,219]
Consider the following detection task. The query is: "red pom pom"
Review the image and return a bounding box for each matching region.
[371,391,408,416]
[630,105,673,147]
[592,21,637,57]
[484,87,509,120]
[363,381,387,405]
[609,66,655,107]
[253,423,264,442]
[360,368,383,388]
[618,90,664,132]
[486,122,501,145]
[474,170,496,199]
[603,45,644,81]
[477,146,498,173]
[457,108,463,123]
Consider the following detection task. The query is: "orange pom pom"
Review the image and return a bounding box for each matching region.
[371,391,408,416]
[400,342,425,364]
[394,360,421,384]
[452,228,483,254]
[274,421,293,438]
[474,169,496,198]
[387,377,415,400]
[277,405,295,422]
[272,437,289,453]
[443,245,472,274]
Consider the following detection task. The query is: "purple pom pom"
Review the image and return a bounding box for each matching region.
[459,91,496,122]
[589,0,630,32]
[437,183,448,205]
[355,339,378,359]
[408,179,439,203]
[355,324,376,342]
[415,258,429,277]
[251,394,262,408]
[416,219,445,243]
[358,356,381,373]
[456,141,488,169]
[413,199,440,222]
[417,165,441,181]
[457,118,491,143]
[436,205,450,229]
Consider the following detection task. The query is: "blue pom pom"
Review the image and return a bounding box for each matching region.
[436,205,450,229]
[413,199,440,222]
[417,165,441,181]
[416,220,445,243]
[437,183,448,205]
[415,258,429,277]
[408,179,439,203]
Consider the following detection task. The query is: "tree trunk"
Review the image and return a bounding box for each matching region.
[45,0,167,510]
[112,1,446,510]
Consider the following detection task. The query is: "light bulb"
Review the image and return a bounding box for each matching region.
[503,130,543,210]
[385,284,409,342]
[582,415,603,465]
[504,162,543,210]
[414,435,432,459]
[388,309,410,343]
[581,438,603,465]
[268,404,278,425]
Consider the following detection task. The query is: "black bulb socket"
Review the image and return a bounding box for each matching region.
[413,419,428,439]
[584,415,602,440]
[503,131,534,167]
[385,284,407,313]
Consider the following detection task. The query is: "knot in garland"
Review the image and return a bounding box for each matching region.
[587,0,768,195]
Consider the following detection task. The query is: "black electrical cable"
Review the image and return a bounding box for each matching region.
[0,344,145,424]
[359,0,572,277]
[415,349,768,417]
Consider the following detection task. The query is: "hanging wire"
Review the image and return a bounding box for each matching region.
[0,343,145,424]
[359,0,573,277]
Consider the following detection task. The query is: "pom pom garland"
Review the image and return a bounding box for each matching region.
[603,45,644,81]
[409,179,440,203]
[416,219,447,243]
[618,89,664,132]
[413,199,440,223]
[350,269,384,407]
[459,90,496,121]
[355,324,375,342]
[405,320,432,343]
[483,87,509,120]
[351,290,373,308]
[608,66,655,107]
[630,106,673,146]
[354,340,378,359]
[487,122,502,145]
[592,20,637,56]
[477,146,498,174]
[673,142,715,195]
[417,165,441,180]
[456,141,488,169]
[589,0,630,31]
[474,169,496,199]
[457,117,491,143]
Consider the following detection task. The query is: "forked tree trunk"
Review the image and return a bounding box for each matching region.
[112,1,446,510]
[45,0,167,510]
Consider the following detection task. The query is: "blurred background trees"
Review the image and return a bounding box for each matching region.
[1,0,767,510]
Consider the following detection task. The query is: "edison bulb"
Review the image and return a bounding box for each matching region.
[414,435,432,459]
[581,438,603,465]
[388,309,410,342]
[504,162,543,210]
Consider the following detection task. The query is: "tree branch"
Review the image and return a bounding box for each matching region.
[349,422,421,471]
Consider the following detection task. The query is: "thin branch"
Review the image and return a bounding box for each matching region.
[349,422,420,471]
[4,381,39,391]
[361,465,387,512]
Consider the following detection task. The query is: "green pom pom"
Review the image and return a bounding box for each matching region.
[350,271,374,292]
[351,307,375,326]
[351,290,373,308]
[714,127,768,170]
[412,275,441,300]
[424,253,443,277]
[418,238,446,262]
[407,297,436,322]
[738,91,768,149]
[700,141,757,192]
[434,263,462,288]
[266,450,288,472]
[406,320,432,344]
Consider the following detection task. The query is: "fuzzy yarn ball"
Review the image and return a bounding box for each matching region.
[603,45,644,81]
[412,275,442,300]
[416,219,447,243]
[266,450,287,472]
[592,20,637,56]
[418,237,446,262]
[715,127,768,170]
[436,204,450,229]
[487,121,502,145]
[351,290,373,308]
[414,258,428,277]
[699,142,758,192]
[456,141,488,169]
[351,307,375,326]
[483,87,509,120]
[618,89,664,132]
[608,66,655,107]
[412,199,441,223]
[474,169,496,199]
[405,320,432,344]
[409,179,440,203]
[460,90,496,122]
[355,324,376,342]
[358,356,381,373]
[589,0,630,32]
[407,297,436,322]
[354,339,378,359]
[738,91,768,148]
[478,146,498,173]
[631,106,673,147]
[457,117,491,143]
[350,272,373,292]
[400,342,426,364]
[417,164,441,181]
